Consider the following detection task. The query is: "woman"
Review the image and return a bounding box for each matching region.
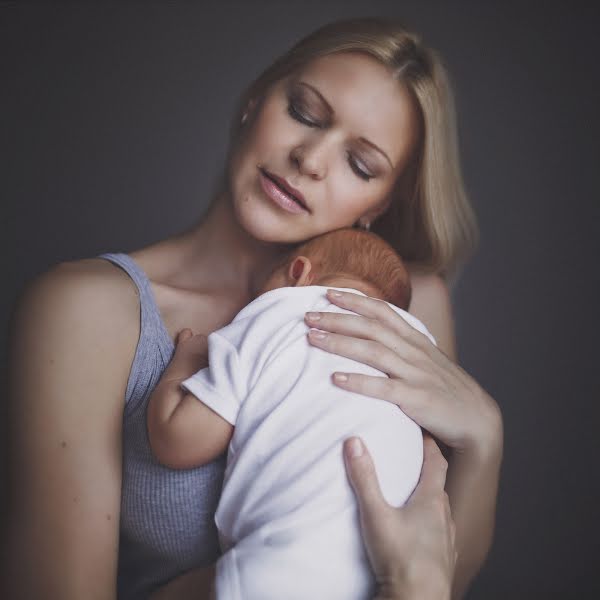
[5,17,503,600]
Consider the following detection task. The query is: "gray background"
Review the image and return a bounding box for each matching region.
[2,1,599,598]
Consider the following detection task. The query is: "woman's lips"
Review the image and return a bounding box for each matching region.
[258,168,309,214]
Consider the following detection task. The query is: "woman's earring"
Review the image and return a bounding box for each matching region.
[241,112,248,125]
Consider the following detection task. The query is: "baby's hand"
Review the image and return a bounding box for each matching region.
[162,329,210,386]
[147,329,210,457]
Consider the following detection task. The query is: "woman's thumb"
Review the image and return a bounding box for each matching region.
[343,437,387,518]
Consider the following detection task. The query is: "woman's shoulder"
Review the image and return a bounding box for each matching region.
[405,265,456,360]
[5,260,141,599]
[13,257,140,353]
[406,265,450,310]
[21,257,138,310]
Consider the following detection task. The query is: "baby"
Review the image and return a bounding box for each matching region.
[147,228,436,600]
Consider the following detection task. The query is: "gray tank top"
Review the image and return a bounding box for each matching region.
[99,253,225,600]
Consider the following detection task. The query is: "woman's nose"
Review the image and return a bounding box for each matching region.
[289,143,327,180]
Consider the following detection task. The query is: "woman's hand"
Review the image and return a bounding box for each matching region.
[305,289,502,459]
[306,288,503,597]
[344,434,456,600]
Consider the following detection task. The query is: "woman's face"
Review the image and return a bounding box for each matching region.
[227,51,420,243]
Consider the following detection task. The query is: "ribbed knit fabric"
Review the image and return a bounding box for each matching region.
[99,253,225,600]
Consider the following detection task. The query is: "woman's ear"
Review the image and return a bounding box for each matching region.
[357,190,395,231]
[288,256,314,287]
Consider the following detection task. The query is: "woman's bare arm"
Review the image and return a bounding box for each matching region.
[3,260,139,600]
[408,273,503,599]
[407,272,457,361]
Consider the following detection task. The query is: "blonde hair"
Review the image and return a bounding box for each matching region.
[229,17,479,279]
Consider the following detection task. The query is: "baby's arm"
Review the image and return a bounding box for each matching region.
[147,330,233,469]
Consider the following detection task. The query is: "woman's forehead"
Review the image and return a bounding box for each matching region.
[290,52,420,171]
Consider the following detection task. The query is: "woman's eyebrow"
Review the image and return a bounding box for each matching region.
[298,81,393,169]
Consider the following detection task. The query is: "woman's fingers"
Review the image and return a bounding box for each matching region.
[310,290,503,455]
[305,309,432,362]
[308,328,435,382]
[306,311,424,356]
[345,425,450,519]
[323,289,432,347]
[332,371,442,426]
[343,437,388,521]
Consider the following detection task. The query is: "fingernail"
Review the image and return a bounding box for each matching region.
[305,312,321,321]
[308,329,327,340]
[327,289,343,298]
[346,438,363,458]
[333,372,348,383]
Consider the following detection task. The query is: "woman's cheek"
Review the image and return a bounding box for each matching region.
[326,177,367,226]
[251,100,296,154]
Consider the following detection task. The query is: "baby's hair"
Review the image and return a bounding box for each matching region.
[293,228,411,309]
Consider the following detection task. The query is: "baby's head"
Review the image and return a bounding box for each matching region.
[260,228,411,309]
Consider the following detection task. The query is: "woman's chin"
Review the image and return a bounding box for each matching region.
[234,196,312,244]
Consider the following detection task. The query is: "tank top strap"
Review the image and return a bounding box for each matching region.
[99,252,175,414]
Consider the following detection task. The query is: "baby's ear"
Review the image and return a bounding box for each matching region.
[288,256,313,287]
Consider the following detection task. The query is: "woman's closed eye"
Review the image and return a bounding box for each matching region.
[287,101,374,182]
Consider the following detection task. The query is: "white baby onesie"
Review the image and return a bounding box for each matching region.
[182,286,437,600]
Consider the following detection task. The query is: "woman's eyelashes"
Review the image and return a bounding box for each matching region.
[287,101,374,182]
[287,99,320,128]
[346,153,373,181]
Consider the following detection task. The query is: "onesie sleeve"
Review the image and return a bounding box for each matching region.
[181,332,245,426]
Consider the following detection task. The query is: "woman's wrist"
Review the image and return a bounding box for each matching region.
[457,396,504,466]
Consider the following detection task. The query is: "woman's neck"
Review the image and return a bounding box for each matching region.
[148,190,291,301]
